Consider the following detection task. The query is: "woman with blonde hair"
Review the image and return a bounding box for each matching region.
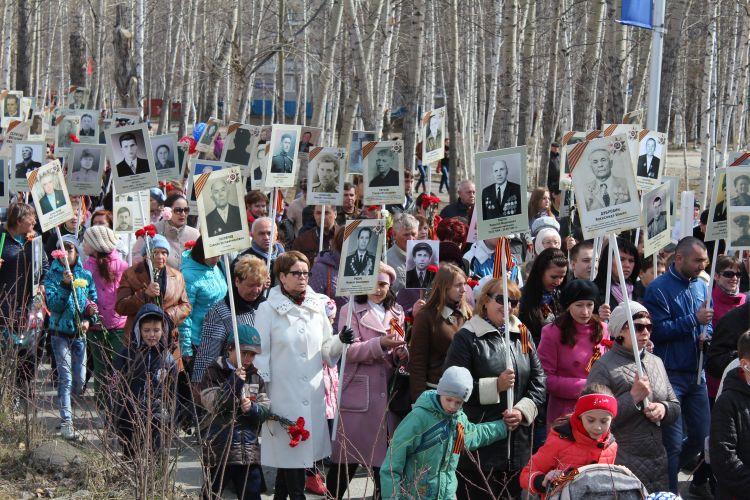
[408,263,472,402]
[444,278,546,499]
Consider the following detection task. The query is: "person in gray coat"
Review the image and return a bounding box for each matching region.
[587,301,680,493]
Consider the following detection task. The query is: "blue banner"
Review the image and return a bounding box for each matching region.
[621,0,653,29]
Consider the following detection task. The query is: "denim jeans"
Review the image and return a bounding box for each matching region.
[50,335,87,423]
[663,370,710,492]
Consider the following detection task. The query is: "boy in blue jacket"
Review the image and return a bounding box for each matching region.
[380,366,508,499]
[44,235,97,440]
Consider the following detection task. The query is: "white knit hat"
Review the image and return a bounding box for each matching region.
[83,225,119,254]
[608,301,649,342]
[437,366,474,402]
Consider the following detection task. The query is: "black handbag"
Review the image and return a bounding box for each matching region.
[388,363,411,418]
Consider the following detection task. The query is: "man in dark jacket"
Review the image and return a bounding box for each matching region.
[710,331,750,499]
[642,236,713,493]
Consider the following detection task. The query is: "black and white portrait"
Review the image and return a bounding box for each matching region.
[56,116,80,151]
[343,226,377,277]
[479,157,522,220]
[265,124,301,188]
[116,206,133,232]
[203,178,243,237]
[405,240,439,289]
[3,93,21,118]
[14,143,44,179]
[67,144,105,195]
[77,112,98,144]
[68,88,89,110]
[368,147,399,188]
[222,125,254,167]
[151,134,181,182]
[270,133,297,173]
[106,123,158,195]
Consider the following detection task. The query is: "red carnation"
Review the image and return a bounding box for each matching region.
[601,339,614,349]
[366,205,381,212]
[69,134,80,144]
[289,438,300,448]
[467,278,479,288]
[426,264,439,273]
[296,417,305,428]
[184,240,197,250]
[404,315,414,324]
[134,228,146,238]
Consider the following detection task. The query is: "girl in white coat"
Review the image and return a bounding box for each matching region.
[254,251,353,499]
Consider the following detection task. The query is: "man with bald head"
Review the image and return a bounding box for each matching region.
[582,147,631,210]
[480,158,522,220]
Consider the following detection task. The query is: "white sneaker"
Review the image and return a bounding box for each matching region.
[60,421,76,440]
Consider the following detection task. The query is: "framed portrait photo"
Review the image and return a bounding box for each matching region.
[55,115,81,155]
[66,144,106,195]
[642,184,671,257]
[151,133,182,182]
[73,110,99,145]
[11,141,45,192]
[347,130,376,175]
[475,146,529,240]
[188,159,227,213]
[67,87,90,110]
[264,124,302,188]
[28,160,74,232]
[636,130,667,190]
[363,140,404,205]
[106,123,158,195]
[405,240,440,290]
[221,123,259,177]
[337,219,386,296]
[196,117,222,154]
[306,147,346,206]
[1,91,23,128]
[422,107,445,165]
[196,167,251,258]
[570,134,642,240]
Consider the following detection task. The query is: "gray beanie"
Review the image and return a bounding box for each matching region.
[608,301,649,341]
[84,225,119,254]
[60,234,82,258]
[141,234,171,257]
[437,366,474,402]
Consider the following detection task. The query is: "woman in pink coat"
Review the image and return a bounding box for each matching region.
[328,263,407,500]
[81,226,129,401]
[537,280,610,428]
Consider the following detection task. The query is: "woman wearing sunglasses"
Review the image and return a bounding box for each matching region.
[537,279,609,429]
[586,302,679,493]
[253,251,353,498]
[443,278,546,499]
[132,193,199,269]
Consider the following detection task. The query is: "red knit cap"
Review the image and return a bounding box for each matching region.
[574,393,618,419]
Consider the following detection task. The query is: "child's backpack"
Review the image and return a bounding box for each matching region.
[547,464,648,499]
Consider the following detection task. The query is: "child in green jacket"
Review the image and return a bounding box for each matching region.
[380,366,508,499]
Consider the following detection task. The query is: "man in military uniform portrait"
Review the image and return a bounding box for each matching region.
[732,214,750,247]
[731,174,750,207]
[271,133,295,173]
[15,145,42,178]
[344,227,376,277]
[311,154,340,193]
[480,159,521,220]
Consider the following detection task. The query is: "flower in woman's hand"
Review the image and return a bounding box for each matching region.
[161,207,173,221]
[51,249,66,260]
[72,278,88,288]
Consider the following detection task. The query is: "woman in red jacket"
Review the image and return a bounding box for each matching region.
[520,386,618,498]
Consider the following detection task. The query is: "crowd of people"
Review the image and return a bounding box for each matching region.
[2,132,750,500]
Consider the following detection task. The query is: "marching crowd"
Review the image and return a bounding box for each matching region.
[3,138,750,500]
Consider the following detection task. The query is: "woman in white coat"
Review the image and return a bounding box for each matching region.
[254,251,353,499]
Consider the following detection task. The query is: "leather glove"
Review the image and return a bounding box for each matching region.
[338,326,354,344]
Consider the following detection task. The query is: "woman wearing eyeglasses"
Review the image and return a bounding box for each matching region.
[408,263,472,403]
[586,301,679,493]
[705,255,747,400]
[253,251,353,498]
[443,278,546,499]
[537,280,609,428]
[132,193,199,269]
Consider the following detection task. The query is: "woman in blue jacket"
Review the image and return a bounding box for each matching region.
[178,237,227,365]
[44,235,97,440]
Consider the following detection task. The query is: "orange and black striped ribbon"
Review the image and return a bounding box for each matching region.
[390,318,405,339]
[343,219,363,240]
[452,422,465,454]
[493,238,516,279]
